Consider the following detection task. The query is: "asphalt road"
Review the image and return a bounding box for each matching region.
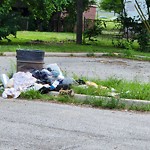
[0,56,150,82]
[0,99,150,150]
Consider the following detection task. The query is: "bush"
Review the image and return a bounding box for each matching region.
[83,20,103,41]
[0,1,20,42]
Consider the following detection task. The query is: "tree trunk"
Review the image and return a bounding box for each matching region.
[76,0,83,44]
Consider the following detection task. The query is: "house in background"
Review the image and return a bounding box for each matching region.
[83,5,97,20]
[52,5,98,32]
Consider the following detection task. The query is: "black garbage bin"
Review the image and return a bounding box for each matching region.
[16,49,45,72]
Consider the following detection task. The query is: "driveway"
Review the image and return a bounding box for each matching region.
[0,99,150,150]
[0,55,149,82]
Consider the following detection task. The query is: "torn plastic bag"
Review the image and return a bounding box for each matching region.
[62,77,77,85]
[31,69,52,84]
[45,63,63,76]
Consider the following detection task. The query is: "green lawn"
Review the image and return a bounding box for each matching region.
[0,31,150,59]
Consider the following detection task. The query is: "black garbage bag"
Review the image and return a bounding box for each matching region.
[39,86,51,94]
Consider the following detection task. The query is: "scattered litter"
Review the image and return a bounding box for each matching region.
[108,92,120,98]
[0,63,74,98]
[0,74,9,88]
[75,79,86,85]
[99,85,108,90]
[59,89,75,97]
[85,81,98,88]
[2,72,37,99]
[0,61,123,100]
[78,84,88,89]
[45,63,63,76]
[125,90,130,94]
[111,88,116,92]
[2,87,21,99]
[6,78,14,88]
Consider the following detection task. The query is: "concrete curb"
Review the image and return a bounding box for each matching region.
[3,52,150,60]
[49,91,150,107]
[3,52,107,57]
[0,91,149,108]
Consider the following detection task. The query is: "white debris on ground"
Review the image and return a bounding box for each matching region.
[2,72,37,98]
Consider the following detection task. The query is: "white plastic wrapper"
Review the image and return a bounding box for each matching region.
[2,72,37,99]
[13,72,37,90]
[0,74,9,88]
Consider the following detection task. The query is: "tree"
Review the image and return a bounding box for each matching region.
[65,0,96,44]
[99,0,123,14]
[100,0,150,52]
[19,0,70,30]
[23,0,96,44]
[0,0,19,41]
[0,0,95,43]
[76,0,83,44]
[0,0,71,41]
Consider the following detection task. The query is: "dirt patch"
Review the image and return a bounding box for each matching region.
[88,60,128,66]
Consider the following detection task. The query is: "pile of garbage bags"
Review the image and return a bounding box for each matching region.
[0,63,120,99]
[0,63,74,99]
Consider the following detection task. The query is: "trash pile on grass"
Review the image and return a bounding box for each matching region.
[0,63,120,99]
[0,63,72,98]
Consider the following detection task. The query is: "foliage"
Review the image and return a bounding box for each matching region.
[0,0,20,41]
[83,20,103,41]
[99,0,123,14]
[99,0,150,52]
[65,0,96,14]
[136,26,150,52]
[113,15,150,52]
[0,0,96,40]
[20,0,70,20]
[20,89,42,99]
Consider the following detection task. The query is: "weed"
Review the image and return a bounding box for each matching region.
[20,89,42,100]
[128,104,150,112]
[102,98,119,109]
[123,49,133,57]
[90,98,103,107]
[7,60,16,78]
[86,53,95,57]
[0,52,4,56]
[72,77,150,100]
[70,53,74,57]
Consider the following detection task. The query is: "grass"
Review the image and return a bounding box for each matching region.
[0,31,150,60]
[19,89,150,112]
[72,77,150,100]
[0,70,144,111]
[18,76,150,112]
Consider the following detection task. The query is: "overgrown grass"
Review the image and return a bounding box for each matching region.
[0,31,150,60]
[18,76,150,112]
[72,77,150,100]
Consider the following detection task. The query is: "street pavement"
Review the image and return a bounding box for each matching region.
[0,98,150,150]
[0,54,150,82]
